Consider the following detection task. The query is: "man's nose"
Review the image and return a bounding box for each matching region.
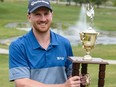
[40,15,46,21]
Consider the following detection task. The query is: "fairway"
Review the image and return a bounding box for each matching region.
[0,0,116,87]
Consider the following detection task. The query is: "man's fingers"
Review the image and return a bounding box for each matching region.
[70,76,80,81]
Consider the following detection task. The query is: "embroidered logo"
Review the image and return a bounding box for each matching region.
[57,57,64,60]
[31,0,49,6]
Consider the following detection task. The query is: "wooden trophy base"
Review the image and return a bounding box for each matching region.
[69,57,109,87]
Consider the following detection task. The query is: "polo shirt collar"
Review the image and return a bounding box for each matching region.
[28,29,41,49]
[28,29,58,49]
[50,30,59,46]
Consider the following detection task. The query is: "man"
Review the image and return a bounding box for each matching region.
[9,0,85,87]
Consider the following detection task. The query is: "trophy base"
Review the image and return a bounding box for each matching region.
[83,55,92,60]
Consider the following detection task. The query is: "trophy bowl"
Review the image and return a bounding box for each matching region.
[80,27,99,60]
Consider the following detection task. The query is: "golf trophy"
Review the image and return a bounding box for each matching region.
[69,3,109,87]
[80,4,99,60]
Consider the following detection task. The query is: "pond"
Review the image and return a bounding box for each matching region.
[3,5,116,46]
[3,22,116,46]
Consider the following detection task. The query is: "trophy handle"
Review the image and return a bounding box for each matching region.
[80,33,84,41]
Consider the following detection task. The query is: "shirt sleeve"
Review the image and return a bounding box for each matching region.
[9,41,30,81]
[65,40,73,78]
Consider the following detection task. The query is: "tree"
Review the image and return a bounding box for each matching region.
[0,0,4,2]
[73,0,90,6]
[66,0,71,6]
[114,0,116,6]
[73,0,79,6]
[73,0,109,8]
[95,0,102,8]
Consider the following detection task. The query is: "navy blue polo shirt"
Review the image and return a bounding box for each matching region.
[9,29,73,84]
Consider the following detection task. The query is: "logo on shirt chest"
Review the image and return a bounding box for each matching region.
[57,57,64,60]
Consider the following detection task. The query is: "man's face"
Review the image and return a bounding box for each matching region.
[28,7,53,33]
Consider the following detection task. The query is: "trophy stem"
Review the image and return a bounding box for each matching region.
[83,50,92,60]
[86,50,90,55]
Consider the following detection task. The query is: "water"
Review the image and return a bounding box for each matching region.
[3,5,116,45]
[54,4,116,45]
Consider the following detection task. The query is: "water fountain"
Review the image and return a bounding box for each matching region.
[2,5,116,46]
[79,4,99,60]
[60,4,116,45]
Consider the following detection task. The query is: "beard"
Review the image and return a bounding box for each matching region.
[32,22,51,34]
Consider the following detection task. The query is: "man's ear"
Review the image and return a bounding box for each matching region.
[27,14,31,22]
[51,11,53,16]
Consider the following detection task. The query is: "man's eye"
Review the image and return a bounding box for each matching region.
[35,13,40,16]
[44,12,49,16]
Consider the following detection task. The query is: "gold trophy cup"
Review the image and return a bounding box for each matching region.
[80,4,99,60]
[80,27,99,60]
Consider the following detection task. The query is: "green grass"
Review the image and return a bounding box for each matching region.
[0,1,116,32]
[0,55,14,87]
[72,44,116,86]
[0,44,8,49]
[0,2,27,21]
[0,54,116,87]
[73,44,116,60]
[87,64,116,87]
[94,8,116,31]
[0,2,27,39]
[0,28,26,39]
[52,4,80,24]
[0,1,116,87]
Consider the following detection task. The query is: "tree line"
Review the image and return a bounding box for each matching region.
[72,0,108,8]
[0,0,3,2]
[1,0,116,7]
[66,0,116,7]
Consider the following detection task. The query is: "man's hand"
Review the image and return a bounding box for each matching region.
[64,76,81,87]
[80,74,91,86]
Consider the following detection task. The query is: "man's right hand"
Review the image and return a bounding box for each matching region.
[64,76,81,87]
